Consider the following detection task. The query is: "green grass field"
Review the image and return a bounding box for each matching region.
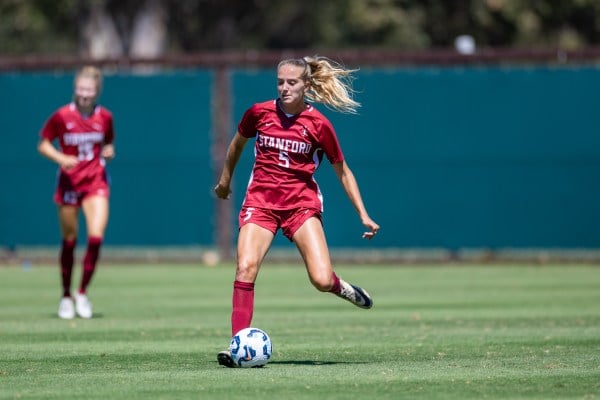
[1,263,599,399]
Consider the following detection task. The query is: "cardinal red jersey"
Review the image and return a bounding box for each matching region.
[237,99,344,211]
[40,103,114,203]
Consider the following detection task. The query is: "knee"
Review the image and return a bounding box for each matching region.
[62,234,77,242]
[235,257,260,282]
[61,226,78,240]
[309,271,334,292]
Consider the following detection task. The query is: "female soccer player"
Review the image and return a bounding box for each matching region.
[214,56,380,367]
[38,66,115,319]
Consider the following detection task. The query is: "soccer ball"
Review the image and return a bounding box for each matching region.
[229,327,272,368]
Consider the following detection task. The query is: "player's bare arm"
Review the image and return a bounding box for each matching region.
[215,132,249,199]
[332,161,380,240]
[37,138,78,170]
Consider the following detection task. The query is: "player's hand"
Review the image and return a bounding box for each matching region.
[101,144,115,160]
[214,183,232,199]
[361,217,380,240]
[60,154,79,170]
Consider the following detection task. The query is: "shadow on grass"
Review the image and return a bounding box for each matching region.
[47,312,105,319]
[268,360,366,365]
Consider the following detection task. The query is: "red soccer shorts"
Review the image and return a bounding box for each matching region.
[238,206,322,241]
[53,172,110,207]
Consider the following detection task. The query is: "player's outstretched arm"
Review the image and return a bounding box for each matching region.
[332,161,380,240]
[214,132,249,200]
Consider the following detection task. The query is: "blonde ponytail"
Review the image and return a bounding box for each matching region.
[278,56,360,114]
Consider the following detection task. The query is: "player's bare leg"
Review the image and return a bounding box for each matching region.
[293,217,335,290]
[218,223,274,368]
[234,223,274,283]
[82,195,109,239]
[58,205,79,240]
[73,195,109,318]
[56,205,79,319]
[294,217,373,308]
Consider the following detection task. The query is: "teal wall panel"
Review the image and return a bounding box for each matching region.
[231,66,600,248]
[1,66,599,249]
[0,70,214,246]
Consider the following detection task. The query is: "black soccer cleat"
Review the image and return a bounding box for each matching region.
[217,350,236,368]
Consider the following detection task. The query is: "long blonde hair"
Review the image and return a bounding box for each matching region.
[278,56,360,114]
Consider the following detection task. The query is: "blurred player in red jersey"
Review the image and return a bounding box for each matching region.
[38,66,115,320]
[214,56,380,367]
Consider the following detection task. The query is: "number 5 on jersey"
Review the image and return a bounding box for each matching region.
[278,151,289,168]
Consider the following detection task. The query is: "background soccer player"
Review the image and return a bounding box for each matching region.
[38,66,115,319]
[214,55,380,367]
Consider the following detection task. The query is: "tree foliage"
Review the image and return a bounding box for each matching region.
[1,0,599,56]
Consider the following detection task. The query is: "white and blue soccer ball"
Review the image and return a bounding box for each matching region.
[230,327,272,368]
